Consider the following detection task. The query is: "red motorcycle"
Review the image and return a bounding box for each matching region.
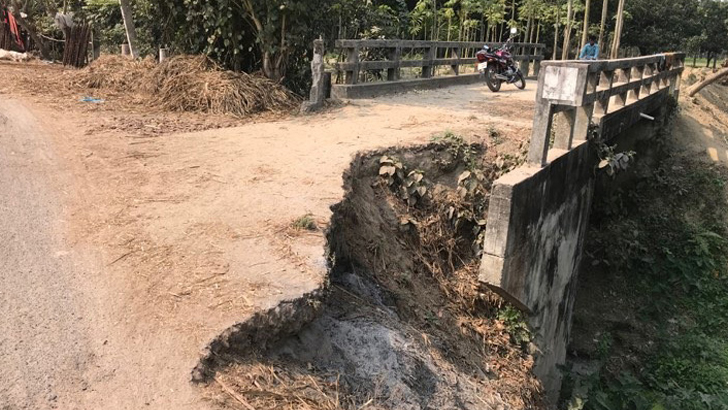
[475,28,526,92]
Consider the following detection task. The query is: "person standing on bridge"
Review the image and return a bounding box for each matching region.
[579,36,600,60]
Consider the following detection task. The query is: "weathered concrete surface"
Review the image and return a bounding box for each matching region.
[480,140,596,396]
[332,73,485,99]
[301,39,326,114]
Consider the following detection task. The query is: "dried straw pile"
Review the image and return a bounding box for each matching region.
[71,55,156,91]
[148,55,299,117]
[70,54,299,117]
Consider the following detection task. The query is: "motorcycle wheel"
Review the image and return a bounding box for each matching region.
[514,71,526,90]
[485,66,502,92]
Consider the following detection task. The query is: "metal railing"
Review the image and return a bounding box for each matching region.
[527,53,685,166]
[334,39,546,85]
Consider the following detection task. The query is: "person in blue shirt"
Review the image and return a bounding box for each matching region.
[579,36,599,60]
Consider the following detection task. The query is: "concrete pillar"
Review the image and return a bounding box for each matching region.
[159,48,169,63]
[573,104,594,142]
[301,39,326,113]
[553,109,576,150]
[528,101,556,166]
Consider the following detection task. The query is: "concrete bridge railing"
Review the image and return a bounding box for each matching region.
[528,53,685,166]
[332,39,545,99]
[478,53,684,398]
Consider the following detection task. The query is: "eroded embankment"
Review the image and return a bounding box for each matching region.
[195,140,542,409]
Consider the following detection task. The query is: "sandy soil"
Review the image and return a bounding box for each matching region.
[0,60,536,409]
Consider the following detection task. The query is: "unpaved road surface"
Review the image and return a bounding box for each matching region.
[0,60,537,409]
[0,101,92,409]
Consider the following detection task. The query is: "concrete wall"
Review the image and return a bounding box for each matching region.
[332,73,484,99]
[480,141,596,395]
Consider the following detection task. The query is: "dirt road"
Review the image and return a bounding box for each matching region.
[0,100,93,409]
[0,65,537,410]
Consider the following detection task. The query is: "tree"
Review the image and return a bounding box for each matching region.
[580,0,590,48]
[6,0,54,59]
[597,0,607,57]
[118,0,138,58]
[609,0,624,58]
[697,0,728,68]
[561,0,572,59]
[620,0,701,55]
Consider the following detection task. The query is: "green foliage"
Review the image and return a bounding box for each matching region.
[622,0,728,57]
[497,305,532,346]
[291,213,318,231]
[378,155,429,207]
[572,154,728,410]
[432,131,479,170]
[596,142,636,177]
[85,0,161,55]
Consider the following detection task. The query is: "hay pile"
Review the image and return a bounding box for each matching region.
[72,54,156,90]
[70,54,299,117]
[149,56,299,117]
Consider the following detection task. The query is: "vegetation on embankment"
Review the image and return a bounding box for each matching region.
[564,125,728,409]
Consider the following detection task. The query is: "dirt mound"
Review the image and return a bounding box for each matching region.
[67,54,299,117]
[201,141,542,410]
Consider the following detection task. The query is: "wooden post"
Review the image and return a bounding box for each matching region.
[345,46,360,84]
[522,45,531,77]
[451,46,460,75]
[387,44,401,81]
[422,43,435,78]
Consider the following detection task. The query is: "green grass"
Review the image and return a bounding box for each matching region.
[686,57,723,68]
[291,213,318,231]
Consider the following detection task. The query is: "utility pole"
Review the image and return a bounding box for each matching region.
[598,0,608,58]
[119,0,138,58]
[610,0,625,59]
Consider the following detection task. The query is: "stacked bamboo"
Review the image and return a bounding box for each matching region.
[62,23,90,68]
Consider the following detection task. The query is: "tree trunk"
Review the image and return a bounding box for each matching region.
[119,0,138,58]
[610,0,625,59]
[432,0,438,40]
[562,0,573,60]
[581,0,591,48]
[12,12,50,59]
[553,1,561,60]
[598,0,608,58]
[687,67,728,97]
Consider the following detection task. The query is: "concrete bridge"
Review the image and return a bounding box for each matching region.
[479,52,685,393]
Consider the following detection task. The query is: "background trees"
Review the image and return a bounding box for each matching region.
[3,0,726,91]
